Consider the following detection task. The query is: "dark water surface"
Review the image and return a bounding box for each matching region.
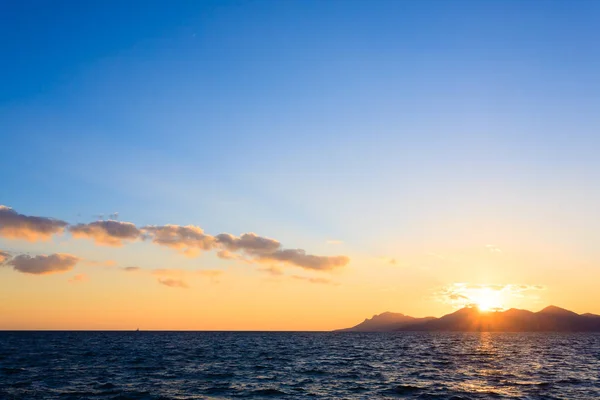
[0,331,598,399]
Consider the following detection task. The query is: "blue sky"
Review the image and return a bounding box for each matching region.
[2,1,600,321]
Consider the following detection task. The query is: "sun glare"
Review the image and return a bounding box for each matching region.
[471,287,504,312]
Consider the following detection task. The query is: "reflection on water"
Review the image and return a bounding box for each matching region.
[0,331,598,399]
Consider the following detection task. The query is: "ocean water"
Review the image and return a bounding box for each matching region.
[0,332,598,399]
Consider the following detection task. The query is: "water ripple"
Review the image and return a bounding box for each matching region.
[0,331,598,399]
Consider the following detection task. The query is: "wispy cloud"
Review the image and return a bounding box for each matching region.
[85,259,117,267]
[196,270,223,278]
[158,278,189,289]
[376,256,399,265]
[436,283,546,309]
[121,266,141,272]
[152,268,185,277]
[292,275,337,285]
[68,273,88,284]
[485,244,503,254]
[259,266,284,276]
[196,269,223,283]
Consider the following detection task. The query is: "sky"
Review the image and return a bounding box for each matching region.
[1,0,600,330]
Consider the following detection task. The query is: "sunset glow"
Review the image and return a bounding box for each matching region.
[2,1,600,331]
[471,287,504,312]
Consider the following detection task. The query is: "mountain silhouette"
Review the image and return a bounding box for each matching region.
[334,312,435,332]
[336,306,600,332]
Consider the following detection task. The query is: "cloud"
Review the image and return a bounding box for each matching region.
[0,206,68,241]
[216,232,280,255]
[68,273,88,284]
[150,268,223,284]
[376,256,399,265]
[258,249,349,271]
[69,220,142,246]
[436,283,546,309]
[196,270,223,278]
[292,275,336,285]
[152,268,185,277]
[158,278,189,288]
[85,259,117,267]
[0,205,351,273]
[197,269,223,282]
[144,226,348,271]
[5,253,80,275]
[142,225,216,256]
[121,266,141,272]
[259,266,284,276]
[216,250,239,260]
[485,244,502,254]
[0,250,11,264]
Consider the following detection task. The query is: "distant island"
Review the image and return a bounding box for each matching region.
[335,306,600,332]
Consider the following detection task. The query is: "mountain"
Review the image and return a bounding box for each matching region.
[581,313,600,318]
[336,306,600,332]
[333,312,435,332]
[537,305,579,317]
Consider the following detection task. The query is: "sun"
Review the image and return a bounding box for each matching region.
[470,287,504,312]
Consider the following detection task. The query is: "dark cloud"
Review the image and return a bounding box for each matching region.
[69,220,141,246]
[0,205,351,273]
[142,225,216,256]
[121,266,141,272]
[148,228,349,271]
[0,206,68,241]
[6,253,80,275]
[215,233,281,255]
[158,278,189,288]
[215,233,348,271]
[259,249,349,271]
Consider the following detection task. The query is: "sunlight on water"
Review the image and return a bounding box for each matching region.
[0,331,598,399]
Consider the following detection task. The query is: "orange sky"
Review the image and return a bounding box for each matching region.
[1,205,599,331]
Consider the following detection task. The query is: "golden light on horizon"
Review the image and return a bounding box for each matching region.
[470,287,504,312]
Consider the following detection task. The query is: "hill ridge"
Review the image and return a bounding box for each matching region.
[336,306,600,332]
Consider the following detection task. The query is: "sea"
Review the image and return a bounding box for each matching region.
[0,331,598,399]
